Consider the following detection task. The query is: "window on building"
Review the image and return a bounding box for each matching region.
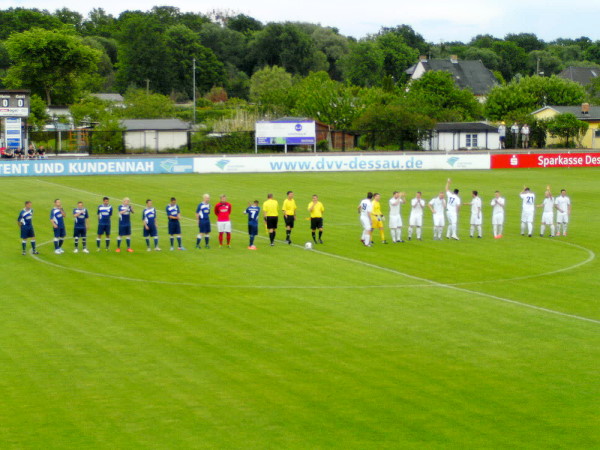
[466,134,478,147]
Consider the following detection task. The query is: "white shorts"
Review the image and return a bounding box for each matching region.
[217,221,232,232]
[409,214,423,227]
[492,213,504,226]
[470,214,482,225]
[541,212,554,224]
[446,213,457,225]
[388,215,402,228]
[556,212,569,223]
[433,213,445,227]
[360,215,372,231]
[521,210,534,223]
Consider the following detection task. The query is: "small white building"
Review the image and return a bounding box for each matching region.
[120,119,190,152]
[422,122,500,151]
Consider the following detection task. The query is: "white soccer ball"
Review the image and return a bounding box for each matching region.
[304,242,313,250]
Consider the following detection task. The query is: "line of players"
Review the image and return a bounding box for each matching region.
[17,191,326,254]
[358,178,572,246]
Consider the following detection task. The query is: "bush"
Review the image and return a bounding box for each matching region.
[191,132,254,153]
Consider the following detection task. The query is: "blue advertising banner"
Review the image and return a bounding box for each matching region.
[0,157,195,177]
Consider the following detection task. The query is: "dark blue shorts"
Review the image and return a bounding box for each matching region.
[248,224,258,236]
[97,223,111,236]
[119,225,131,236]
[168,221,181,235]
[20,226,35,239]
[73,227,87,238]
[53,226,66,238]
[199,220,211,234]
[143,224,158,237]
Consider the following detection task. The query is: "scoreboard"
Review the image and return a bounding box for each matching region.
[0,90,30,117]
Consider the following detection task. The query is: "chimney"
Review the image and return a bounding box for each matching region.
[582,103,590,114]
[419,55,427,62]
[450,55,458,63]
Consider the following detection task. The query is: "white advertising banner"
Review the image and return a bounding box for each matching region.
[255,120,316,145]
[194,153,490,174]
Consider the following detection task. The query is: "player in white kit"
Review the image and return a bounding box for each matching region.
[537,187,555,237]
[408,191,426,240]
[358,192,373,246]
[520,186,535,237]
[428,192,446,240]
[388,191,405,243]
[490,191,505,239]
[554,189,571,236]
[466,190,483,238]
[445,179,461,240]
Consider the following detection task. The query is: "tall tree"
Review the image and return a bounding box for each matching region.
[4,28,101,104]
[249,65,293,114]
[375,31,419,84]
[505,33,545,53]
[81,8,116,38]
[492,41,528,80]
[340,41,384,87]
[0,8,61,39]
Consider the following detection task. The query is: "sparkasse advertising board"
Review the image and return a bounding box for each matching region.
[492,153,600,169]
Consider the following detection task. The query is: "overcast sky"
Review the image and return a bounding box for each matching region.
[7,0,600,43]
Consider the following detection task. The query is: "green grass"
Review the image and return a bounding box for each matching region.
[0,169,598,449]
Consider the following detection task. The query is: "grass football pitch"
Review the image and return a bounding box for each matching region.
[1,169,598,449]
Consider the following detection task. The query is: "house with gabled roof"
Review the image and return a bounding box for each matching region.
[532,103,600,149]
[421,122,500,151]
[557,66,598,87]
[406,55,498,101]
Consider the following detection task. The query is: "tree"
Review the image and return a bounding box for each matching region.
[352,103,435,149]
[505,33,545,53]
[165,24,224,98]
[227,14,263,34]
[114,14,173,95]
[310,27,350,80]
[485,75,586,120]
[0,8,62,40]
[583,43,600,64]
[469,34,500,49]
[380,25,428,54]
[121,89,176,119]
[340,41,384,87]
[546,113,589,147]
[405,71,482,121]
[4,28,101,105]
[54,8,83,31]
[463,47,501,71]
[249,65,293,114]
[492,41,528,81]
[375,31,419,84]
[527,50,563,76]
[199,22,248,72]
[81,8,116,38]
[28,94,49,131]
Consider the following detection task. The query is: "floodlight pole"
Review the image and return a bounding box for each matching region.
[192,58,196,124]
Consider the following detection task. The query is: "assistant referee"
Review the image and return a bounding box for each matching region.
[263,193,279,246]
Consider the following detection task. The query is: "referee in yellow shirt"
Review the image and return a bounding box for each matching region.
[308,194,325,244]
[282,190,297,244]
[263,193,279,246]
[371,192,387,244]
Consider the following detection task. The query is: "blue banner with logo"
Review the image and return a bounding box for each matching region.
[0,157,195,177]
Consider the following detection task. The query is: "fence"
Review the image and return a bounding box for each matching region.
[28,129,481,155]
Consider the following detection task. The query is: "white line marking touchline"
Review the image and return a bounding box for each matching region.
[33,179,599,325]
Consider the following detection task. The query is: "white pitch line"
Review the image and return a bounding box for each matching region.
[33,179,600,325]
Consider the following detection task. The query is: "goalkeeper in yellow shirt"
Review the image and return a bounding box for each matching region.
[371,192,387,244]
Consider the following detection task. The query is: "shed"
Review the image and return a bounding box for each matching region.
[120,119,190,152]
[422,122,500,151]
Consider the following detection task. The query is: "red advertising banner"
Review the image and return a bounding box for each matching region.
[491,153,600,169]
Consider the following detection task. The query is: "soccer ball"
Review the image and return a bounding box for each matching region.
[304,242,313,250]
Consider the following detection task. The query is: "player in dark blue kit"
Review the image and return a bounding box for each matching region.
[73,201,89,253]
[166,197,185,251]
[50,199,67,254]
[195,193,211,249]
[116,197,134,253]
[143,199,160,251]
[18,201,38,255]
[97,196,113,251]
[244,200,261,250]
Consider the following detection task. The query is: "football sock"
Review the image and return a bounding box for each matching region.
[31,240,36,250]
[269,231,275,244]
[312,231,317,242]
[563,224,568,234]
[117,237,122,248]
[527,223,533,235]
[318,230,323,239]
[379,229,385,241]
[97,238,101,248]
[205,236,210,246]
[550,224,555,235]
[218,232,223,245]
[82,238,87,249]
[58,239,64,248]
[477,225,482,237]
[22,241,26,251]
[417,228,421,239]
[541,225,545,235]
[177,237,182,247]
[470,225,474,236]
[126,238,130,248]
[170,237,174,247]
[74,238,79,249]
[408,228,413,239]
[154,238,158,248]
[364,234,371,245]
[196,236,201,246]
[398,228,402,240]
[54,238,59,249]
[105,238,110,249]
[226,233,231,245]
[286,230,291,240]
[146,238,150,248]
[249,235,255,246]
[521,223,525,234]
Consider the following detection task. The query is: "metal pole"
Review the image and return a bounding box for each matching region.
[192,58,196,124]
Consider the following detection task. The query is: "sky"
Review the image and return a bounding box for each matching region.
[6,0,600,43]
